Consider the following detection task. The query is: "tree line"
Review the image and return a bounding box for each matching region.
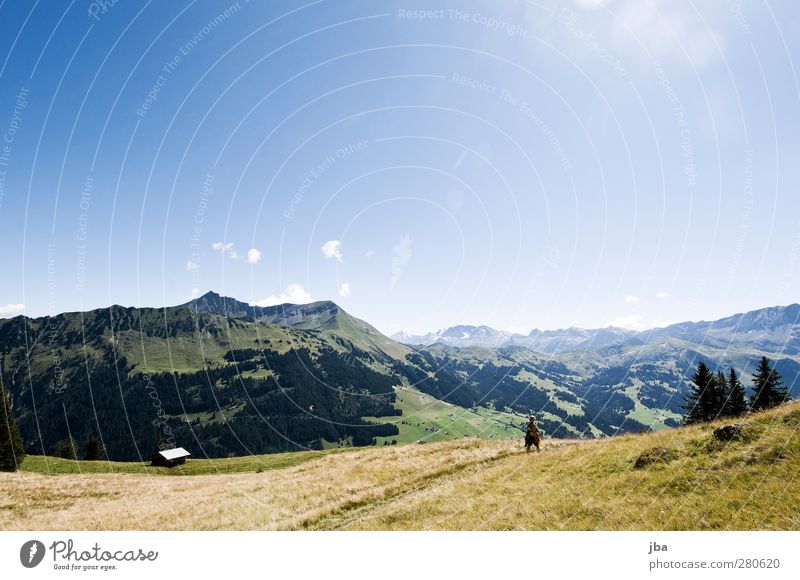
[683,356,790,424]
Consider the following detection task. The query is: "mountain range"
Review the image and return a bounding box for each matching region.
[1,292,798,461]
[393,303,800,354]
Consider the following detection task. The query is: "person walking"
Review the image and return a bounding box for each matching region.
[524,415,541,453]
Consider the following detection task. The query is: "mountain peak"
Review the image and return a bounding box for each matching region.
[181,291,253,317]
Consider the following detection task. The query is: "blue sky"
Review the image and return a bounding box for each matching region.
[0,0,798,335]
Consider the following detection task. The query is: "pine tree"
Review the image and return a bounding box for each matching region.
[716,369,728,418]
[0,378,25,472]
[724,367,748,417]
[750,356,789,411]
[52,437,77,460]
[684,362,718,424]
[84,437,103,461]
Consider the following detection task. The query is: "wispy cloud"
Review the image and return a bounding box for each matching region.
[453,149,469,170]
[605,0,725,70]
[254,283,312,307]
[607,314,646,330]
[624,295,640,304]
[542,0,729,74]
[321,240,343,262]
[338,282,351,297]
[211,242,238,259]
[246,248,262,264]
[390,235,413,290]
[575,0,609,7]
[190,288,201,299]
[0,303,25,317]
[656,291,671,299]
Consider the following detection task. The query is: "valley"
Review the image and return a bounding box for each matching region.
[1,292,798,462]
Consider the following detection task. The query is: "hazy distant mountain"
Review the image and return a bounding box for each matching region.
[513,326,639,353]
[643,303,800,355]
[393,322,637,352]
[396,303,800,356]
[392,325,519,348]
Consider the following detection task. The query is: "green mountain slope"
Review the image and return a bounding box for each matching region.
[0,299,406,460]
[1,293,797,462]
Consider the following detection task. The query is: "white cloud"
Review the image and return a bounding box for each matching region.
[338,283,351,297]
[502,325,528,335]
[656,291,671,299]
[321,240,343,261]
[186,260,199,271]
[190,288,201,299]
[624,295,640,304]
[246,248,262,264]
[212,242,238,259]
[610,0,723,69]
[254,283,313,307]
[576,0,610,8]
[0,303,25,317]
[366,250,375,257]
[541,0,729,74]
[607,314,646,330]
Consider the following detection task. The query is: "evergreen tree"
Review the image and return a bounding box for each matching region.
[716,369,728,417]
[52,437,78,460]
[724,367,748,417]
[0,378,25,472]
[684,362,718,424]
[84,437,103,461]
[750,356,789,411]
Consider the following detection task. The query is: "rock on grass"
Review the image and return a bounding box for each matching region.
[634,447,677,469]
[713,424,745,442]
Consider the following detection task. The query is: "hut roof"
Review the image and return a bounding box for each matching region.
[155,447,191,461]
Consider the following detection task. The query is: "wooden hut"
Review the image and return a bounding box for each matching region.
[150,447,191,468]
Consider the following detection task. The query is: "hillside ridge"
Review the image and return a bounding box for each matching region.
[5,401,798,530]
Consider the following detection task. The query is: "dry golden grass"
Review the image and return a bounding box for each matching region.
[0,438,512,530]
[2,402,798,530]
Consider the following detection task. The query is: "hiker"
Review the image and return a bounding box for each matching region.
[524,416,541,453]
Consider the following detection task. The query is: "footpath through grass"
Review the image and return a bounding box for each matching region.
[3,401,798,530]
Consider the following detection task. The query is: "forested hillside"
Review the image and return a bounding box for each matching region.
[1,293,797,460]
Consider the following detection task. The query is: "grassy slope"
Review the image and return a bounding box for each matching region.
[2,402,798,530]
[623,382,682,429]
[365,386,524,445]
[18,447,352,476]
[120,321,328,373]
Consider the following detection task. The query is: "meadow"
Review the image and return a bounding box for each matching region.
[2,401,798,530]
